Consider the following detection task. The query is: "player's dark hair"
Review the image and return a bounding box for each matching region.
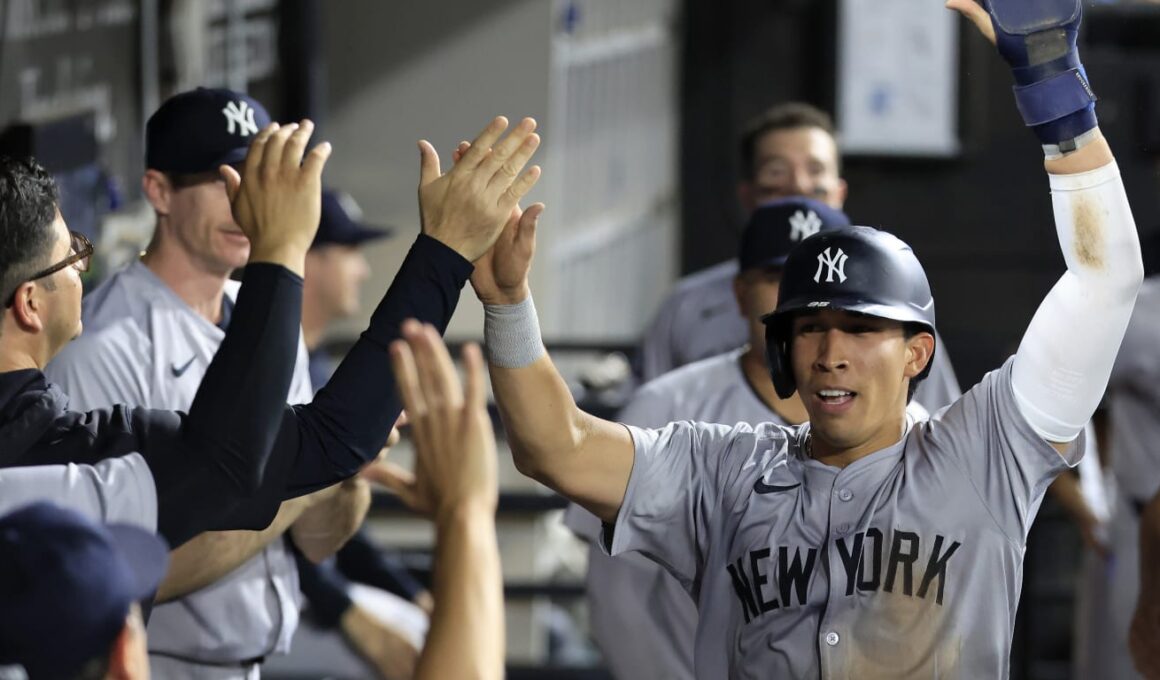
[739,102,838,181]
[902,322,933,402]
[0,155,59,310]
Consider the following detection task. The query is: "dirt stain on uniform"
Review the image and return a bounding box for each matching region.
[1072,194,1105,270]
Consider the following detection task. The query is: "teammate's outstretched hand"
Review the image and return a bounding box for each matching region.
[418,117,541,263]
[221,120,332,276]
[470,202,544,305]
[386,321,498,522]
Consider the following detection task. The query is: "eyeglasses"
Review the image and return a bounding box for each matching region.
[5,231,94,308]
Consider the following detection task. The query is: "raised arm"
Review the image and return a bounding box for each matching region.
[472,204,634,524]
[951,0,1143,452]
[201,118,543,536]
[389,328,502,680]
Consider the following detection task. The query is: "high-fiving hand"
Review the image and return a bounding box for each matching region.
[221,120,332,275]
[418,117,542,263]
[376,321,498,523]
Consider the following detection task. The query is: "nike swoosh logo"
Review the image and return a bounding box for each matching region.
[753,480,802,495]
[171,357,196,377]
[908,298,934,312]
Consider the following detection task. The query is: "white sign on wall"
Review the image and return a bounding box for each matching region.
[837,0,960,156]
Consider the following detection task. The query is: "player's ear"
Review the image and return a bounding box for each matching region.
[142,170,174,217]
[8,281,46,333]
[903,331,935,380]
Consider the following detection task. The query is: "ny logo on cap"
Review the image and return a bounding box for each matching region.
[222,100,259,136]
[789,210,822,242]
[814,247,848,283]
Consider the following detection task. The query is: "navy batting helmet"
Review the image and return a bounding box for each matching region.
[761,226,936,399]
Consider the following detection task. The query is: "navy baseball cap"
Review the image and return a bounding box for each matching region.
[0,502,170,678]
[738,197,851,271]
[146,87,271,174]
[312,189,394,249]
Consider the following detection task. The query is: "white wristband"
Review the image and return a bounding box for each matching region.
[484,297,546,368]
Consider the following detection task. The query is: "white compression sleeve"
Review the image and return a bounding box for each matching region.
[1011,161,1143,442]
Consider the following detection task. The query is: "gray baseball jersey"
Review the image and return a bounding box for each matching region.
[0,454,157,531]
[639,261,963,413]
[46,261,313,675]
[565,348,787,680]
[604,357,1078,679]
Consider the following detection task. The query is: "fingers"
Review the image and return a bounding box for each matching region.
[385,426,401,450]
[260,122,300,175]
[390,329,428,420]
[946,0,996,44]
[242,123,279,183]
[458,116,509,170]
[406,322,464,410]
[481,118,538,183]
[282,119,315,172]
[418,139,442,187]
[362,461,415,493]
[220,165,242,203]
[518,202,545,245]
[501,165,542,210]
[300,141,333,179]
[462,342,487,413]
[452,141,471,164]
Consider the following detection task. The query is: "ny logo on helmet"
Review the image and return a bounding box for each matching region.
[222,101,258,136]
[814,247,848,283]
[789,210,822,242]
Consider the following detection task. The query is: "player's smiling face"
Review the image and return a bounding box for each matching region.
[790,309,933,461]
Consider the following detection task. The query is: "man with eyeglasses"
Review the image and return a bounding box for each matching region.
[48,88,362,679]
[0,116,333,539]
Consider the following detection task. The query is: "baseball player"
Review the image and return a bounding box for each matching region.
[4,108,540,604]
[47,88,363,680]
[638,103,962,413]
[563,197,854,679]
[473,0,1142,676]
[0,127,338,550]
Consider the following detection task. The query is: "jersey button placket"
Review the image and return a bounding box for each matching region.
[825,631,840,646]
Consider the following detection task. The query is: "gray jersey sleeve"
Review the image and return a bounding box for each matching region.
[924,356,1080,540]
[0,453,158,530]
[604,421,753,593]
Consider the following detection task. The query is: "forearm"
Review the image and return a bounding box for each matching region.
[289,235,473,494]
[492,358,630,522]
[415,506,504,680]
[155,494,310,602]
[147,264,303,548]
[334,532,426,601]
[290,478,371,563]
[1011,147,1143,442]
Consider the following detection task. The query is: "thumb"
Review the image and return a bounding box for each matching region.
[362,461,415,493]
[220,165,242,203]
[517,202,544,246]
[418,140,442,187]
